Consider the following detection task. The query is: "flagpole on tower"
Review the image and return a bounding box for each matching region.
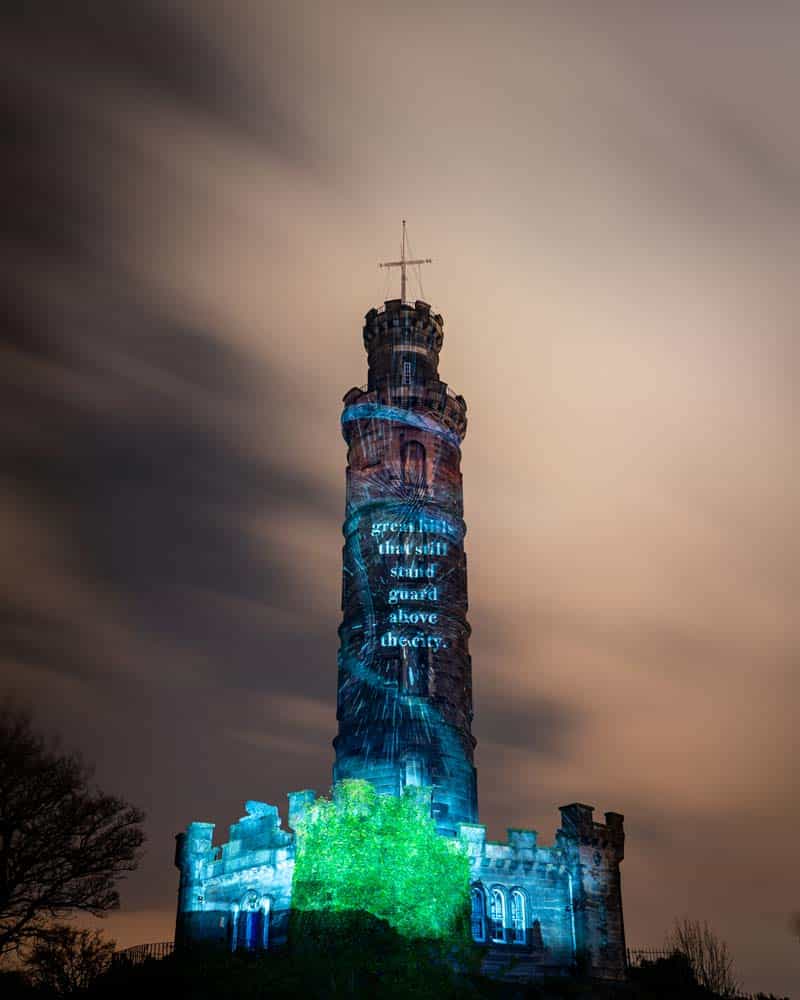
[401,220,407,304]
[379,221,432,304]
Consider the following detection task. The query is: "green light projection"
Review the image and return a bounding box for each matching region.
[291,779,471,942]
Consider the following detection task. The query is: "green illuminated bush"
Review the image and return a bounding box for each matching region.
[291,780,470,943]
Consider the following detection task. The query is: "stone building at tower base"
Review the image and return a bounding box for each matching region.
[175,789,626,982]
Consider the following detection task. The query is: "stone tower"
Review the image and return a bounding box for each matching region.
[173,286,627,982]
[332,298,478,835]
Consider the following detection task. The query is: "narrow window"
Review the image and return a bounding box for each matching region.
[490,888,507,943]
[401,649,428,695]
[402,360,413,384]
[228,904,239,951]
[259,898,271,950]
[510,889,526,944]
[361,419,382,467]
[383,657,400,686]
[234,891,266,951]
[403,754,425,787]
[237,909,258,950]
[471,888,487,942]
[401,440,426,485]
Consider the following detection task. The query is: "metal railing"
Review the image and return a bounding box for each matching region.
[626,950,771,1000]
[627,947,673,966]
[112,941,174,966]
[110,941,774,998]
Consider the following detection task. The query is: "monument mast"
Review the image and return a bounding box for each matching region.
[378,219,432,304]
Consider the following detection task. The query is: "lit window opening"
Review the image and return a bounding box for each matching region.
[490,888,507,943]
[510,888,526,944]
[471,887,486,942]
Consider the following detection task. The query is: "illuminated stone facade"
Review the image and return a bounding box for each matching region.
[334,299,476,836]
[462,805,626,981]
[174,299,628,981]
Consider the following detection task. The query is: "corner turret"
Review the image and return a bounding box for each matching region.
[558,803,626,981]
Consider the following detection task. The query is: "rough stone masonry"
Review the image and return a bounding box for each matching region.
[175,297,627,982]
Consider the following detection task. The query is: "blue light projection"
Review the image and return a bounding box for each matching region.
[174,298,629,983]
[332,300,478,834]
[342,402,463,448]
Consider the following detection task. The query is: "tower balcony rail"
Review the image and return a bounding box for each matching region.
[356,383,460,399]
[112,941,174,966]
[374,298,436,315]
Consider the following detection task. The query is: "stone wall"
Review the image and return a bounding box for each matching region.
[175,791,626,983]
[458,804,626,982]
[174,799,296,951]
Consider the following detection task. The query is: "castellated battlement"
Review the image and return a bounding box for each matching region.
[363,299,444,353]
[458,806,626,983]
[558,802,625,861]
[457,803,624,863]
[362,299,454,397]
[176,800,296,871]
[174,797,299,952]
[175,790,626,983]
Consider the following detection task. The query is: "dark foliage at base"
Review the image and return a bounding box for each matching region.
[84,947,791,1000]
[98,912,479,1000]
[288,909,479,995]
[624,956,788,1000]
[2,922,789,999]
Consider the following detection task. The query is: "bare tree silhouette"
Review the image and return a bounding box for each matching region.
[0,706,145,960]
[27,925,115,994]
[665,917,739,997]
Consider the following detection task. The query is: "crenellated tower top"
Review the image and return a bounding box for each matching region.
[363,299,444,390]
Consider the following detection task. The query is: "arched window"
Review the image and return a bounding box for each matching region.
[237,896,259,951]
[470,887,486,942]
[403,754,425,788]
[401,440,426,485]
[490,888,507,943]
[401,648,428,696]
[231,892,270,952]
[510,889,526,944]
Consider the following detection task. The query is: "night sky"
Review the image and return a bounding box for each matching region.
[2,3,798,995]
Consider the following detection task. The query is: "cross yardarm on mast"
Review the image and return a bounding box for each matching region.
[378,220,432,304]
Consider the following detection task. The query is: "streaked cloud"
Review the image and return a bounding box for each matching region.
[1,2,797,994]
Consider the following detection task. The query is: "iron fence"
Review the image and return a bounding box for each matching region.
[112,941,174,966]
[626,950,773,1000]
[110,942,775,1000]
[627,947,673,966]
